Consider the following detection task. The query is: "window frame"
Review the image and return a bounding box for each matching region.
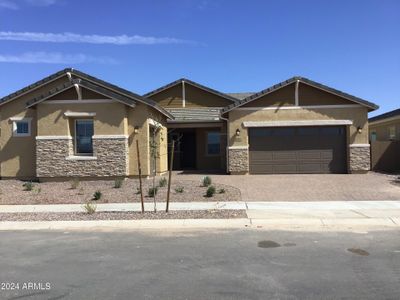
[370,131,377,142]
[74,119,94,156]
[388,126,396,140]
[205,131,221,156]
[11,117,32,137]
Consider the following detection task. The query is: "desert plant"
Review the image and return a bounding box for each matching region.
[135,187,141,195]
[83,201,97,214]
[175,186,184,193]
[35,187,42,194]
[114,178,123,189]
[23,181,34,191]
[70,178,80,189]
[92,190,102,201]
[159,177,167,187]
[206,185,216,197]
[148,187,158,197]
[202,176,212,187]
[218,188,226,194]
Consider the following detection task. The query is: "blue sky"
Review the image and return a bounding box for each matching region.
[0,0,398,116]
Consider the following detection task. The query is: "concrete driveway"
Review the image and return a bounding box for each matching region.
[174,172,400,201]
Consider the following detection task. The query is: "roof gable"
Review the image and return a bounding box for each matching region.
[369,108,400,123]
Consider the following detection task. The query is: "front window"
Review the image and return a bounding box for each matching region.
[389,126,396,140]
[206,132,221,155]
[370,131,377,142]
[12,118,31,137]
[75,119,94,155]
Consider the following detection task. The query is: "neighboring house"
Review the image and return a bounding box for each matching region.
[369,108,400,141]
[0,68,172,180]
[0,69,379,180]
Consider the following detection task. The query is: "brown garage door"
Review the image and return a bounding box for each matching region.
[249,126,347,174]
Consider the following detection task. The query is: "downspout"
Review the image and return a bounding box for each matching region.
[182,80,186,107]
[295,79,300,106]
[219,114,229,174]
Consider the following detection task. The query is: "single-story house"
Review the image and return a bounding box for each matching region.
[0,69,379,180]
[369,108,400,141]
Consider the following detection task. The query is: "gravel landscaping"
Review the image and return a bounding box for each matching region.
[0,209,247,221]
[0,177,241,205]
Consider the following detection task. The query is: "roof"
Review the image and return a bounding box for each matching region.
[0,68,173,119]
[369,108,400,123]
[144,78,240,103]
[226,92,254,100]
[166,108,221,123]
[221,76,379,114]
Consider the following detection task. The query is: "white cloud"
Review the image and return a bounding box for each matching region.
[25,0,58,6]
[0,31,194,45]
[0,0,18,9]
[0,52,117,64]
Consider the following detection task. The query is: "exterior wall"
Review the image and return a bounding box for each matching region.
[0,75,70,178]
[369,118,400,141]
[228,147,248,174]
[349,145,371,173]
[195,127,226,170]
[36,136,128,177]
[227,106,369,174]
[148,83,183,108]
[299,83,352,105]
[241,84,295,107]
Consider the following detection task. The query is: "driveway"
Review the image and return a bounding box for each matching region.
[174,172,400,201]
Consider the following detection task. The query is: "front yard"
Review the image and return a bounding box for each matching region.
[0,177,241,205]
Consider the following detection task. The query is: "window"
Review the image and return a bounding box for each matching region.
[12,118,31,137]
[389,126,396,140]
[206,132,220,155]
[75,119,94,155]
[370,131,377,142]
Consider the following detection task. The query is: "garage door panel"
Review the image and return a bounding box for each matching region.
[249,126,346,174]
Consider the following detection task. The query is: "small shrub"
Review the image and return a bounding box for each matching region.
[35,187,42,194]
[148,187,158,197]
[135,187,141,195]
[175,186,184,193]
[83,201,97,214]
[202,176,212,187]
[92,190,102,201]
[206,185,216,197]
[114,178,123,189]
[218,188,225,194]
[158,177,167,187]
[23,181,34,191]
[70,178,80,189]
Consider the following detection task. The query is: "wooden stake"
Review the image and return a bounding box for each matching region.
[136,140,145,213]
[166,140,175,212]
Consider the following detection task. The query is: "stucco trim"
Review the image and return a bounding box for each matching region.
[43,99,115,104]
[242,120,353,127]
[36,136,73,140]
[228,146,249,149]
[65,156,98,161]
[64,111,96,117]
[236,104,362,111]
[92,135,128,139]
[349,144,370,148]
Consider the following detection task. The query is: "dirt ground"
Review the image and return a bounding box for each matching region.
[0,177,241,205]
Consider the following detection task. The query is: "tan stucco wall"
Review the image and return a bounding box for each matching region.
[227,107,369,148]
[195,127,226,170]
[369,118,400,141]
[299,83,353,105]
[242,84,295,107]
[47,87,111,100]
[149,83,183,108]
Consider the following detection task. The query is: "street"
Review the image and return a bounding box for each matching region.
[0,229,400,300]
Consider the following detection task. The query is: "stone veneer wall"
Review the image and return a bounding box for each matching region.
[228,147,249,174]
[349,145,370,173]
[36,136,128,177]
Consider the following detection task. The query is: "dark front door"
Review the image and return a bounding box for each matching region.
[181,131,196,169]
[249,126,347,174]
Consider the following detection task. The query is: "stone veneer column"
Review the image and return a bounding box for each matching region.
[36,136,128,178]
[349,144,370,173]
[228,146,249,174]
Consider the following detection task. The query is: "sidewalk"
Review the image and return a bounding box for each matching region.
[1,201,400,231]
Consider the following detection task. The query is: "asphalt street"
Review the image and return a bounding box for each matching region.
[0,229,399,300]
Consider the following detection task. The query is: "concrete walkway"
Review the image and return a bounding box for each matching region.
[1,201,400,231]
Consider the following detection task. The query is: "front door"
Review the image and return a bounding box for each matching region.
[181,131,196,169]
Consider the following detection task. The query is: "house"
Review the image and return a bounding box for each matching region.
[0,69,379,180]
[369,108,400,141]
[146,76,378,174]
[0,68,172,180]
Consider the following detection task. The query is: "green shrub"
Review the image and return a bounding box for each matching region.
[158,177,167,187]
[23,181,34,191]
[70,178,80,189]
[206,185,216,197]
[92,190,102,201]
[175,186,184,193]
[83,201,97,214]
[218,188,226,194]
[148,187,158,197]
[135,187,141,195]
[202,176,212,187]
[114,178,123,189]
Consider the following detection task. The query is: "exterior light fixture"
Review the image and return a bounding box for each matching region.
[236,129,241,136]
[134,126,139,134]
[357,126,362,134]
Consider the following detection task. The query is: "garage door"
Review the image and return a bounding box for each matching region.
[249,126,347,174]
